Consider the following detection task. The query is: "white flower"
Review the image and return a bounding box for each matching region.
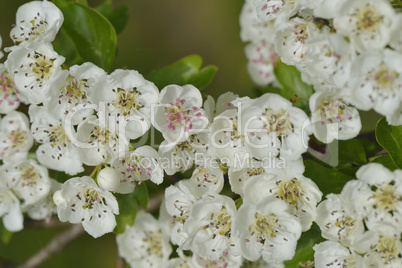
[235,197,302,264]
[243,160,322,231]
[75,115,129,166]
[352,223,402,267]
[5,42,65,104]
[45,62,106,124]
[209,109,248,166]
[346,164,402,229]
[315,194,364,247]
[312,0,348,19]
[116,211,172,268]
[348,49,402,117]
[26,178,61,220]
[89,69,159,139]
[96,167,121,192]
[159,132,209,175]
[386,102,402,126]
[390,14,402,53]
[163,180,199,246]
[1,159,50,207]
[0,183,23,232]
[111,146,163,193]
[245,40,278,86]
[309,90,361,144]
[240,0,276,42]
[253,0,301,24]
[274,17,321,67]
[333,0,396,52]
[313,241,363,268]
[163,257,191,268]
[29,105,84,175]
[300,33,353,90]
[239,93,310,161]
[0,64,22,114]
[10,0,63,44]
[183,193,238,261]
[153,84,209,143]
[191,251,243,268]
[203,91,239,122]
[188,165,224,197]
[54,176,119,238]
[0,111,33,163]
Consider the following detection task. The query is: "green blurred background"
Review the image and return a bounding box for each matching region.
[0,0,252,267]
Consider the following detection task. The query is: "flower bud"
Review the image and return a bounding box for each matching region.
[97,167,121,192]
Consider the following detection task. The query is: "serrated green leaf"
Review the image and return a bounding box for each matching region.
[304,159,355,196]
[330,139,367,167]
[146,55,218,90]
[114,193,138,234]
[369,155,399,171]
[54,0,117,71]
[375,117,402,169]
[273,61,314,112]
[134,182,149,210]
[0,222,13,244]
[284,224,324,268]
[95,0,129,34]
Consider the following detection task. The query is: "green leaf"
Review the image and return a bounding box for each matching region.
[75,0,88,6]
[146,55,218,90]
[0,222,13,244]
[331,139,367,167]
[54,0,117,71]
[114,193,138,234]
[95,0,129,34]
[360,138,383,156]
[134,182,149,210]
[369,155,399,171]
[284,224,324,268]
[273,61,314,111]
[304,159,355,196]
[375,117,402,168]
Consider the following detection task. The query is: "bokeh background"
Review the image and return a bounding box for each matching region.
[0,0,382,267]
[0,0,252,267]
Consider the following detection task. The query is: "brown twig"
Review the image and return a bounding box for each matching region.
[17,224,85,268]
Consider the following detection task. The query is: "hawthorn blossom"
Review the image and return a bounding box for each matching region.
[192,251,243,268]
[203,91,239,122]
[253,0,301,24]
[309,90,361,144]
[111,146,163,194]
[54,176,119,238]
[182,193,238,261]
[333,0,396,52]
[188,165,224,197]
[348,49,402,117]
[45,62,106,123]
[153,84,208,143]
[315,194,364,247]
[238,93,310,161]
[243,160,322,231]
[89,69,159,139]
[26,178,61,220]
[29,105,84,175]
[0,111,33,163]
[274,17,321,67]
[10,0,63,44]
[352,223,402,267]
[0,64,21,114]
[341,163,402,229]
[313,241,363,268]
[116,211,172,267]
[235,197,302,264]
[75,115,129,166]
[5,42,65,104]
[1,159,50,207]
[245,40,278,86]
[159,132,209,175]
[0,182,23,232]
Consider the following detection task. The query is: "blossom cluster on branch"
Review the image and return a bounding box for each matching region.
[0,0,402,267]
